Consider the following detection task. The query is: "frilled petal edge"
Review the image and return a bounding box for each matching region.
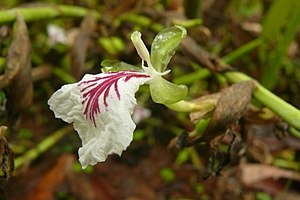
[48,71,151,168]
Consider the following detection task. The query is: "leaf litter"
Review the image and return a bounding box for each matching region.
[0,13,33,130]
[0,1,300,200]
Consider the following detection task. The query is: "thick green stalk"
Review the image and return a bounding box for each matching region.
[224,71,300,131]
[14,125,73,170]
[0,5,100,24]
[166,99,215,113]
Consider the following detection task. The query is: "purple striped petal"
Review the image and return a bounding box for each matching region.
[48,71,151,168]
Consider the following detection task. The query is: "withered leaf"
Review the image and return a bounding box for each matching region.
[1,13,33,129]
[199,81,255,142]
[171,82,254,148]
[0,126,14,181]
[24,154,74,200]
[70,13,97,80]
[189,93,220,123]
[31,64,53,82]
[239,163,300,186]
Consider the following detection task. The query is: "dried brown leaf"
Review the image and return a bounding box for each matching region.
[70,13,97,80]
[181,36,216,71]
[189,93,220,123]
[200,81,255,142]
[0,13,33,129]
[31,64,53,82]
[0,14,30,89]
[67,171,115,200]
[239,163,300,186]
[0,126,14,181]
[247,137,273,164]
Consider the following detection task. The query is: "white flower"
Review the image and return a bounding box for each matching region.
[132,105,151,124]
[47,24,68,46]
[48,31,168,169]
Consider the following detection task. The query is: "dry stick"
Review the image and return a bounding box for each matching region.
[31,64,53,82]
[14,125,73,170]
[180,36,300,132]
[0,4,100,24]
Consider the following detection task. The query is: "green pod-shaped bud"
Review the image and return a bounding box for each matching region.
[150,76,188,104]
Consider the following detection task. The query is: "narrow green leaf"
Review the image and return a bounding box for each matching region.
[98,37,125,55]
[101,60,142,72]
[150,26,186,72]
[262,0,295,39]
[150,76,188,104]
[260,0,300,89]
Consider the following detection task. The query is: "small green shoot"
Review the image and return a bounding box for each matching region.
[73,161,94,174]
[160,167,175,184]
[256,191,272,200]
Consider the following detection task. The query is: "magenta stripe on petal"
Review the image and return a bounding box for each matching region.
[78,71,150,127]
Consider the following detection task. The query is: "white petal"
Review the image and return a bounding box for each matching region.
[48,71,151,168]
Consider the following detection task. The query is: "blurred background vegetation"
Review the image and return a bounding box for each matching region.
[0,0,300,199]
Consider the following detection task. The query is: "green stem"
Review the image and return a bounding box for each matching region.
[0,5,100,24]
[289,127,300,138]
[166,99,215,112]
[173,68,211,84]
[14,125,73,170]
[224,71,300,131]
[221,38,263,64]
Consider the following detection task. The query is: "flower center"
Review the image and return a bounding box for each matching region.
[78,71,150,127]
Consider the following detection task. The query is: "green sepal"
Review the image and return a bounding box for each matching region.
[150,26,186,72]
[150,76,188,104]
[101,60,142,72]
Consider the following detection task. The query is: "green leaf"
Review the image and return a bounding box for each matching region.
[150,26,186,72]
[101,60,142,72]
[262,0,295,39]
[150,76,188,104]
[260,0,300,89]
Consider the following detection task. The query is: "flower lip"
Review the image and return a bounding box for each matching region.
[48,70,152,169]
[78,71,151,127]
